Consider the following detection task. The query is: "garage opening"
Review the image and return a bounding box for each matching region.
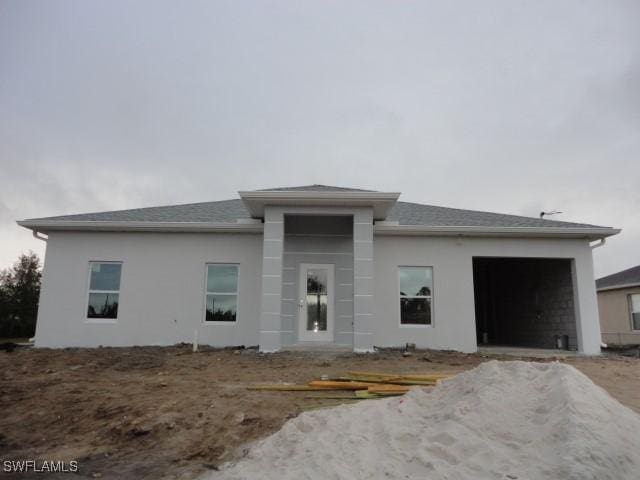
[473,257,577,350]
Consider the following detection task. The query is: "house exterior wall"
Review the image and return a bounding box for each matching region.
[35,231,264,348]
[598,286,640,345]
[372,235,600,354]
[34,228,602,355]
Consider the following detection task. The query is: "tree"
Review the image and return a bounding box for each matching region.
[0,252,42,339]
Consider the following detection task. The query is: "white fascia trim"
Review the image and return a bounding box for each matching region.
[238,191,401,220]
[238,191,400,201]
[373,224,621,240]
[16,220,264,234]
[596,283,640,292]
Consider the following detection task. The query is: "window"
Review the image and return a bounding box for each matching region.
[630,294,640,331]
[205,264,238,322]
[87,262,122,319]
[399,267,433,325]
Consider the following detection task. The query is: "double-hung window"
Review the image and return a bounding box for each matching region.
[87,262,122,319]
[629,294,640,331]
[399,267,433,325]
[205,264,239,322]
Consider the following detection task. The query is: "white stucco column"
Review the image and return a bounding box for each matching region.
[258,208,284,352]
[353,209,375,352]
[572,248,602,355]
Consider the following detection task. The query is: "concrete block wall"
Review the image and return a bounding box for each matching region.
[481,258,577,349]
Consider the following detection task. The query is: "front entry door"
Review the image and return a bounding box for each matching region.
[298,264,335,342]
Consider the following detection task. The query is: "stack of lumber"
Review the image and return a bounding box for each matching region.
[249,371,452,406]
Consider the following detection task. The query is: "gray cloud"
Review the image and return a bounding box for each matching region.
[0,0,639,277]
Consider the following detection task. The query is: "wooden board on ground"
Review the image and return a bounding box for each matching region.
[307,380,379,390]
[248,385,347,391]
[341,375,437,386]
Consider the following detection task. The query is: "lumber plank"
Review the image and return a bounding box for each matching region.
[307,380,378,390]
[346,371,451,381]
[367,385,411,394]
[248,385,346,391]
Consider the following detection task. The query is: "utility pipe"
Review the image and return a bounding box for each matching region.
[590,238,606,249]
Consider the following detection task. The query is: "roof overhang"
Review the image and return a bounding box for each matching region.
[17,220,264,234]
[596,282,640,292]
[373,224,621,240]
[238,190,401,220]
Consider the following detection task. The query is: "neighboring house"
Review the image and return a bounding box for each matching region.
[596,265,640,346]
[18,185,620,354]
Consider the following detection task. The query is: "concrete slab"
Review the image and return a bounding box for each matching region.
[478,345,579,358]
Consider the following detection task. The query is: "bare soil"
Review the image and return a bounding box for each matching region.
[1,345,638,479]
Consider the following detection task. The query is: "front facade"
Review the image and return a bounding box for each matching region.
[19,185,620,354]
[596,266,640,345]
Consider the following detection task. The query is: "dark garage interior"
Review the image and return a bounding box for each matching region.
[473,257,578,350]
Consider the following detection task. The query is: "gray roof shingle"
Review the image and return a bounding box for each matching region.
[596,266,640,290]
[387,202,603,229]
[33,199,251,223]
[25,191,610,230]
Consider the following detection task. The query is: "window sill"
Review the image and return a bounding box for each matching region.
[201,321,238,326]
[85,318,118,325]
[399,323,433,328]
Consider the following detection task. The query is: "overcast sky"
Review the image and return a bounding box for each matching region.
[1,0,638,277]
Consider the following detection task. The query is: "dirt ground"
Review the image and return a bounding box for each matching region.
[1,345,639,479]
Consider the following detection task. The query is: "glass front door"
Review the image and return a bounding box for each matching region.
[298,264,334,342]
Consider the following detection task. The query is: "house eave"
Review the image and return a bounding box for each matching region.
[238,190,401,220]
[596,282,640,292]
[373,224,621,240]
[16,220,264,234]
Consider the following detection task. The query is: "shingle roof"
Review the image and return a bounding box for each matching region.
[596,266,640,290]
[32,199,251,223]
[24,190,609,230]
[387,202,603,229]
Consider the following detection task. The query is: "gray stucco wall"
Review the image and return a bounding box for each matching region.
[372,235,601,354]
[35,231,264,348]
[281,215,353,346]
[34,227,602,355]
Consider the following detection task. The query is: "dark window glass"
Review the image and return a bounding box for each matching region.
[306,294,328,331]
[399,267,433,325]
[206,294,237,322]
[307,269,327,294]
[400,297,431,325]
[87,292,119,319]
[631,294,640,330]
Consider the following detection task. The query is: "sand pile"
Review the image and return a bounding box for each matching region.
[213,361,640,480]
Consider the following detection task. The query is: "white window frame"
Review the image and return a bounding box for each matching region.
[629,294,640,332]
[398,266,434,328]
[85,261,123,324]
[203,263,240,325]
